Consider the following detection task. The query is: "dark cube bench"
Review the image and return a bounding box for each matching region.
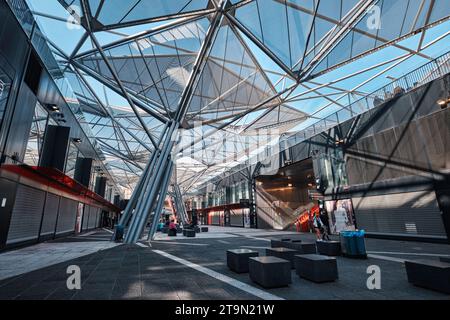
[294,254,338,283]
[184,229,196,237]
[227,249,259,273]
[300,242,317,254]
[270,239,284,248]
[201,227,209,232]
[282,240,303,252]
[168,228,177,237]
[317,240,341,256]
[440,256,450,263]
[405,259,450,294]
[266,247,299,269]
[249,256,291,288]
[194,226,201,233]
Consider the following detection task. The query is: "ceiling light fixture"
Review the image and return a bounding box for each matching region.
[437,98,449,108]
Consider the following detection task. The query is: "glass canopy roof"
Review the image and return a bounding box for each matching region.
[18,0,450,196]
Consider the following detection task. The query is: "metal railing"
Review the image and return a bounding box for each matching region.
[282,51,450,149]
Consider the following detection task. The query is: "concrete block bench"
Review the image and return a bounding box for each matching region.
[316,240,341,256]
[227,249,259,273]
[282,241,304,252]
[440,256,450,263]
[405,259,450,294]
[168,228,177,237]
[249,256,291,288]
[294,254,338,283]
[266,247,299,269]
[201,227,209,232]
[300,242,317,254]
[270,239,284,248]
[184,229,196,237]
[194,226,201,233]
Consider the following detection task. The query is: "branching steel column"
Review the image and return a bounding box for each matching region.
[116,121,170,234]
[121,3,225,243]
[118,150,157,227]
[173,184,189,225]
[147,160,175,240]
[124,121,177,243]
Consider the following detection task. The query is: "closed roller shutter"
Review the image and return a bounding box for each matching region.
[7,185,46,245]
[82,205,90,231]
[56,198,77,235]
[96,210,102,228]
[40,193,60,237]
[230,210,244,227]
[89,207,98,229]
[353,191,446,238]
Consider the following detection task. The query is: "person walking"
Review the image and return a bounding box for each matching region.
[320,211,331,241]
[312,214,323,240]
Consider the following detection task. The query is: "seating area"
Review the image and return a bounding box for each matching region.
[227,237,340,288]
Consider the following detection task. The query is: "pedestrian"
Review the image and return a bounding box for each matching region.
[320,211,331,241]
[312,214,324,241]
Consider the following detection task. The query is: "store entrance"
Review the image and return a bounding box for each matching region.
[255,158,317,230]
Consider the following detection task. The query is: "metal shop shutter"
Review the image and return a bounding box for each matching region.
[87,205,93,229]
[40,193,60,237]
[7,185,46,245]
[89,207,98,229]
[82,205,90,231]
[352,191,446,238]
[230,210,244,227]
[95,210,102,228]
[56,197,77,235]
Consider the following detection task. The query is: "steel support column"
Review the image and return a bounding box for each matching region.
[147,160,175,241]
[124,121,177,243]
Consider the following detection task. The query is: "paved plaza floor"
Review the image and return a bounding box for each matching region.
[0,227,449,300]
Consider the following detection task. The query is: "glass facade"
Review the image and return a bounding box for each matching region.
[0,65,12,131]
[24,102,49,166]
[314,149,349,190]
[64,142,79,178]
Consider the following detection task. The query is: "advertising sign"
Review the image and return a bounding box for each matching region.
[325,199,356,234]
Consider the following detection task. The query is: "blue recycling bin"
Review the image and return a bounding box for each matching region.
[340,230,367,258]
[354,230,367,256]
[113,224,124,242]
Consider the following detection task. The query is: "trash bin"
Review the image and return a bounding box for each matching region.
[340,230,366,258]
[113,224,124,242]
[354,230,367,256]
